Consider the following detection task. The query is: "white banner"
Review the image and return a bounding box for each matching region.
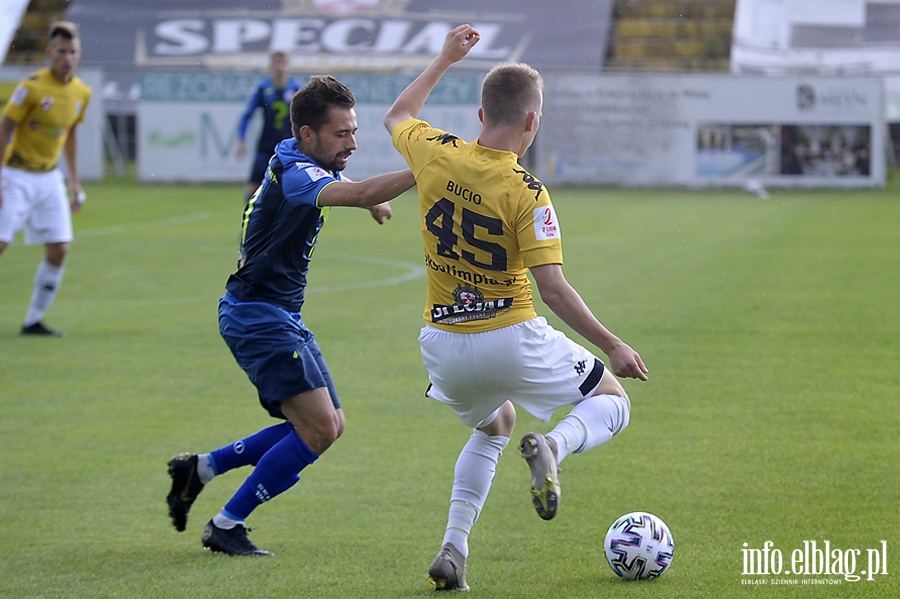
[138,71,885,188]
[137,71,482,183]
[731,0,900,121]
[536,74,885,188]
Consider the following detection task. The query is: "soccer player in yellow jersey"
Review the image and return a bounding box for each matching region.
[0,21,91,336]
[385,25,649,591]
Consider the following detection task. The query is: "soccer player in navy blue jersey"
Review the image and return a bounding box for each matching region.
[235,52,303,202]
[167,75,414,556]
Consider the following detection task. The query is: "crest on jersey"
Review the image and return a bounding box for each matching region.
[453,284,483,309]
[41,97,55,111]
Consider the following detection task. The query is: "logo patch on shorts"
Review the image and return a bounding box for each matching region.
[533,206,560,240]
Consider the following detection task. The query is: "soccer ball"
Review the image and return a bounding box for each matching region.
[603,511,674,580]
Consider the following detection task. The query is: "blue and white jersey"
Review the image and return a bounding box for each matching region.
[225,138,340,312]
[236,76,303,155]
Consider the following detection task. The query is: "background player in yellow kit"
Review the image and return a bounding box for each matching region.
[0,21,91,336]
[384,24,648,591]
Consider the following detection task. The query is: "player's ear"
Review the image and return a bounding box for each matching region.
[477,107,485,125]
[524,110,537,132]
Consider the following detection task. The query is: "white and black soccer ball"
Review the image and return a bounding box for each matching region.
[603,511,674,580]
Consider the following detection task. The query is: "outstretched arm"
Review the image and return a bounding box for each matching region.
[334,174,394,223]
[531,263,648,381]
[384,24,480,134]
[316,170,415,210]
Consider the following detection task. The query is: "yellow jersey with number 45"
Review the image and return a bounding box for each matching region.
[392,118,563,333]
[2,68,91,172]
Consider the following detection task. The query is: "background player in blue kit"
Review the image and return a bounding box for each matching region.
[235,51,303,202]
[167,75,415,556]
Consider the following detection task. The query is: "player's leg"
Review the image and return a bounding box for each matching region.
[420,325,519,590]
[20,242,68,335]
[0,168,63,333]
[0,166,29,258]
[21,170,72,336]
[546,369,630,464]
[513,319,631,520]
[203,324,342,555]
[201,387,337,556]
[428,401,515,591]
[207,421,295,473]
[521,368,630,521]
[166,421,294,532]
[244,152,268,203]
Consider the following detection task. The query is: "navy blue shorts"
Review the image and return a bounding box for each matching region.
[218,292,340,419]
[249,152,271,185]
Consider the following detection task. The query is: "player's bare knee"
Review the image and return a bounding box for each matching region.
[306,424,339,454]
[478,401,515,437]
[594,369,630,412]
[333,410,346,440]
[45,242,68,266]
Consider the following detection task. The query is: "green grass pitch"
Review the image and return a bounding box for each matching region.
[0,177,897,598]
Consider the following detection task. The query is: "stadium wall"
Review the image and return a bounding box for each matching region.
[136,70,884,188]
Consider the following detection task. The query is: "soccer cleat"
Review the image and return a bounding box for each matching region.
[518,433,560,521]
[166,453,205,532]
[201,520,273,557]
[427,543,469,591]
[20,321,64,337]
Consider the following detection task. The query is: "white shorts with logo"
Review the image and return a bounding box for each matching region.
[418,317,606,427]
[0,166,72,245]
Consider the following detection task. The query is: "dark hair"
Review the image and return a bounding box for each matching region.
[49,21,78,40]
[290,75,355,134]
[481,63,543,126]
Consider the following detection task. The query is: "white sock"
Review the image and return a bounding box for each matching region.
[444,500,478,558]
[547,416,587,464]
[442,430,509,557]
[197,454,216,484]
[24,260,64,326]
[212,512,243,530]
[548,394,630,462]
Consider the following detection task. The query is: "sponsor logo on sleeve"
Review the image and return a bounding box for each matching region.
[10,85,28,106]
[297,162,330,182]
[533,205,560,240]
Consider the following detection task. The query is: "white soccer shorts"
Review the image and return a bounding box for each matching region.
[0,166,73,245]
[418,317,606,427]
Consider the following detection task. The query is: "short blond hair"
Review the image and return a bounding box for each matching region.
[481,62,543,126]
